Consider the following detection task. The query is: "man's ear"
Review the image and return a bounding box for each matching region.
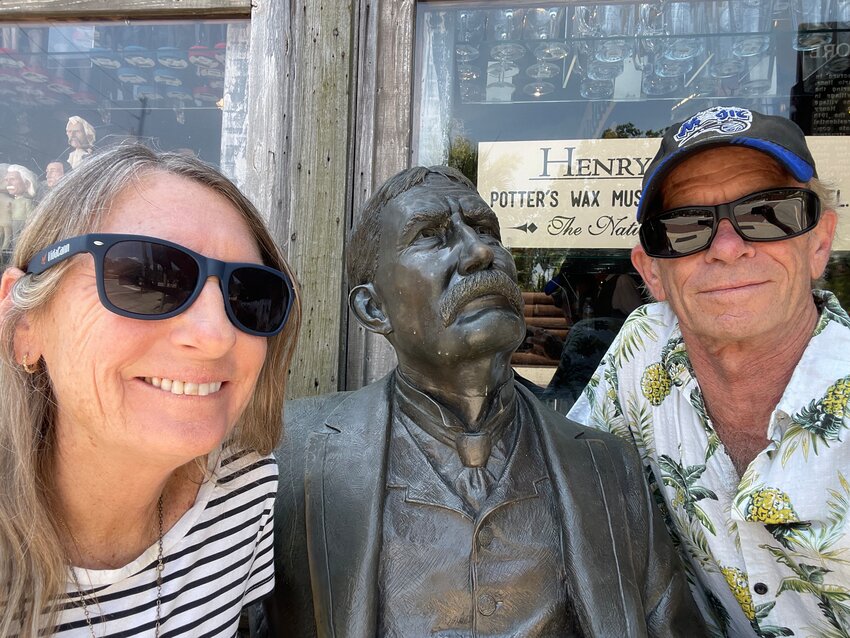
[631,244,667,301]
[349,283,393,335]
[0,267,40,363]
[810,209,837,280]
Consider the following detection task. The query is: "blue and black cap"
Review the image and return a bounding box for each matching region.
[636,106,817,222]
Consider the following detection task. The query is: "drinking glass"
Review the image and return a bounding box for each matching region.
[729,0,774,58]
[489,7,526,60]
[580,78,615,99]
[662,2,707,60]
[524,7,569,61]
[455,10,486,62]
[737,52,775,96]
[574,4,636,63]
[790,0,832,51]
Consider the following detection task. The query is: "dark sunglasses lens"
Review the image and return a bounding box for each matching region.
[643,209,715,256]
[102,241,199,315]
[733,192,815,240]
[228,267,289,334]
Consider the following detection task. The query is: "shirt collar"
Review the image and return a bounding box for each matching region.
[393,370,517,457]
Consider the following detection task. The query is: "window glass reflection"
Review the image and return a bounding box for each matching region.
[0,18,249,262]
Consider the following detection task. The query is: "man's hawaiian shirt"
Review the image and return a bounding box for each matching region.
[568,290,850,638]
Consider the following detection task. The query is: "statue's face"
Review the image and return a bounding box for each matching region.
[66,121,88,148]
[5,170,26,197]
[45,162,64,187]
[371,175,525,368]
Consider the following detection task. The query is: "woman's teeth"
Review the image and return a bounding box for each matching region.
[143,377,223,396]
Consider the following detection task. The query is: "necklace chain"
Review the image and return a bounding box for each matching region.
[69,494,165,638]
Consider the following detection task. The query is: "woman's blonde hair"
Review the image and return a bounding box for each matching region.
[0,144,301,636]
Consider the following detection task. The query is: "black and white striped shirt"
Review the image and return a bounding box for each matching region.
[54,449,277,637]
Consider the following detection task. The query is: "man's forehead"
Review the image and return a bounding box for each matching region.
[390,176,487,212]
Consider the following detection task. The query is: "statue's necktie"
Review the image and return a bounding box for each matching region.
[454,432,497,513]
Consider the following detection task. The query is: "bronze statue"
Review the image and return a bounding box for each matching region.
[256,166,704,637]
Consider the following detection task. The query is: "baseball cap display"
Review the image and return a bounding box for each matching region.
[637,106,818,222]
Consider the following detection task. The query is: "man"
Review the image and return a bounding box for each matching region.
[258,166,702,637]
[65,116,95,169]
[569,106,849,637]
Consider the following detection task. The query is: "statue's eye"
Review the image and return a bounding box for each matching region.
[476,224,500,239]
[415,226,445,241]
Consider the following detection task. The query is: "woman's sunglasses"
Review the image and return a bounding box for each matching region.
[27,234,295,337]
[639,188,821,258]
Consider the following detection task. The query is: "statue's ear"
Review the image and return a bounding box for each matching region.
[349,283,393,335]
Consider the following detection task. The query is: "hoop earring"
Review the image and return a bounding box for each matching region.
[22,353,38,374]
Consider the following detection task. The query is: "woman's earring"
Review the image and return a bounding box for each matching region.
[22,353,38,374]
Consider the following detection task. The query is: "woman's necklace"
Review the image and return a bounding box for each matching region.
[68,494,165,637]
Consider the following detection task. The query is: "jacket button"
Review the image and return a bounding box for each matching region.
[754,582,768,595]
[477,593,497,616]
[478,526,494,548]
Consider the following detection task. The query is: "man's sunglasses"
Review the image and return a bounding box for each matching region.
[639,188,821,258]
[27,234,295,337]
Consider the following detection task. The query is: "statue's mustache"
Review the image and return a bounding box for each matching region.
[439,270,524,327]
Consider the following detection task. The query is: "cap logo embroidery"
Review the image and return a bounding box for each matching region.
[674,106,753,147]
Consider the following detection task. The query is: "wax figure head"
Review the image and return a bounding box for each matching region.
[44,161,66,188]
[66,116,96,149]
[5,165,37,199]
[0,145,301,631]
[631,106,837,350]
[347,166,525,383]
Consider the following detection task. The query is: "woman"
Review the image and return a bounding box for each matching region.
[0,145,301,636]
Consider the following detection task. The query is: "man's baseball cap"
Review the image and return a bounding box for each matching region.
[636,106,817,222]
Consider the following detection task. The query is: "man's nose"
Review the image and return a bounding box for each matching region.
[706,218,755,261]
[457,223,495,275]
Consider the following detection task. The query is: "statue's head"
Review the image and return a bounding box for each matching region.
[45,161,66,188]
[5,165,36,199]
[66,116,96,149]
[347,166,525,372]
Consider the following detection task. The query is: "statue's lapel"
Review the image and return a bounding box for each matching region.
[523,388,644,638]
[305,376,393,638]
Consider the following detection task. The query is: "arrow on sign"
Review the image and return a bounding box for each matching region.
[510,222,538,233]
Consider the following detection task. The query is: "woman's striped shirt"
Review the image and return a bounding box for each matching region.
[53,449,277,637]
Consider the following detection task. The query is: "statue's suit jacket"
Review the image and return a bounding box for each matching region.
[257,374,704,638]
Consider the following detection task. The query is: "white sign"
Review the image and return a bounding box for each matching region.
[478,136,850,250]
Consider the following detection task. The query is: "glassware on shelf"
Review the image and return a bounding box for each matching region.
[579,77,615,99]
[523,60,560,97]
[574,4,636,63]
[487,10,526,67]
[455,10,486,62]
[457,63,479,82]
[656,56,694,78]
[790,0,833,51]
[729,0,774,58]
[636,2,666,54]
[737,51,775,96]
[662,1,707,60]
[709,33,747,78]
[587,57,624,80]
[485,9,526,101]
[641,60,684,95]
[524,7,569,61]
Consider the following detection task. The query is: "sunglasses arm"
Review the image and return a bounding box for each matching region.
[26,235,92,275]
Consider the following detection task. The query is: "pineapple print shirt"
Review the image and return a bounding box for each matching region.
[568,290,850,638]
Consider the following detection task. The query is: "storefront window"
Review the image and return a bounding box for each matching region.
[413,1,850,407]
[0,18,250,262]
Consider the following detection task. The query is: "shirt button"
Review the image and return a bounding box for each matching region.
[754,582,768,595]
[478,526,494,548]
[477,593,497,616]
